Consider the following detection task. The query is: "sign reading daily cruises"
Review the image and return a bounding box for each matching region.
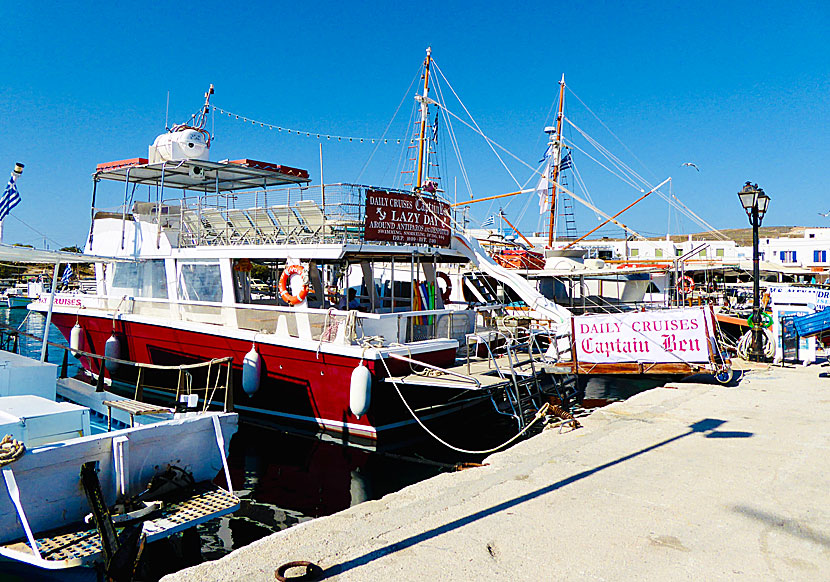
[364,190,451,247]
[573,307,713,364]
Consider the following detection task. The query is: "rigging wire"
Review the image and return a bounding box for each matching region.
[392,96,422,190]
[356,65,423,184]
[6,215,69,250]
[564,121,648,191]
[212,105,415,145]
[566,86,659,183]
[431,73,474,200]
[564,117,728,240]
[432,61,522,190]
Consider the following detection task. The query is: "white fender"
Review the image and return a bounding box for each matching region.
[242,345,261,396]
[349,361,372,418]
[70,323,83,357]
[104,334,120,373]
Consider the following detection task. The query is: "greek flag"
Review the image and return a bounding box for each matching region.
[61,264,73,286]
[0,173,21,221]
[481,214,496,228]
[559,152,573,172]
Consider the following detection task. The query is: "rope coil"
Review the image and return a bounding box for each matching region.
[0,435,25,466]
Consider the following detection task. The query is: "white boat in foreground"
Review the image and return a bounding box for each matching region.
[0,348,238,571]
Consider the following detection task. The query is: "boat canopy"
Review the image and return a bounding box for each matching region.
[94,158,310,192]
[0,244,133,264]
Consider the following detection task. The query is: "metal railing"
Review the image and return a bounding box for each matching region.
[57,295,478,347]
[99,183,466,248]
[0,322,235,413]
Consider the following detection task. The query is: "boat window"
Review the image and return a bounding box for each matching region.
[110,260,168,299]
[178,262,222,302]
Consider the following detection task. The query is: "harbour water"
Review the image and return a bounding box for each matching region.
[1,308,669,580]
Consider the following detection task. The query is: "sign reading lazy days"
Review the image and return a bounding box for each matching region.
[364,190,451,247]
[573,308,713,364]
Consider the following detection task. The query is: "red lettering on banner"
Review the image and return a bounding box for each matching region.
[54,297,82,307]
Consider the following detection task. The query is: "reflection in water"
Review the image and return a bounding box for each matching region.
[2,309,82,376]
[198,425,447,560]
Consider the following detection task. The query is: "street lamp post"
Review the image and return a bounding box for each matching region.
[738,182,771,361]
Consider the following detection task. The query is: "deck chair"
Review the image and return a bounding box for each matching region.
[294,200,333,238]
[270,205,305,242]
[200,209,233,244]
[247,207,280,243]
[181,210,219,245]
[225,208,256,243]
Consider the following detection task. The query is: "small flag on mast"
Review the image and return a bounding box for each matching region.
[481,214,496,228]
[559,152,573,172]
[0,164,23,222]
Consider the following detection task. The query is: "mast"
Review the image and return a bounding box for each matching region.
[415,47,433,191]
[547,74,566,247]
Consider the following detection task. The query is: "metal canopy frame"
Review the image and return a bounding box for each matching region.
[94,159,309,193]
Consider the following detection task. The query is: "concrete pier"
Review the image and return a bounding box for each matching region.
[163,364,830,581]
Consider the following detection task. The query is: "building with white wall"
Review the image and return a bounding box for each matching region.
[742,227,830,270]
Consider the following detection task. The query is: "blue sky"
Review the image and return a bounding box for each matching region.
[0,1,827,248]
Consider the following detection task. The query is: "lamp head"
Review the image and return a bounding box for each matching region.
[737,182,770,224]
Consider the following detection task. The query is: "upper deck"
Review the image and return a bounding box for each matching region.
[88,158,463,259]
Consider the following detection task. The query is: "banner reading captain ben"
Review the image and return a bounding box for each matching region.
[573,307,715,364]
[364,190,452,247]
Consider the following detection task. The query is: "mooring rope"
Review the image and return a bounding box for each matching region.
[377,353,550,455]
[0,435,25,466]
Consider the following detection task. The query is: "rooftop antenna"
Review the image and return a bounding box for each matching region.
[196,84,215,131]
[165,91,170,131]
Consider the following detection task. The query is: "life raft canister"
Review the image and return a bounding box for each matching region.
[279,264,310,305]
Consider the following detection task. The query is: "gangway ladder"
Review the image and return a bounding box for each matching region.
[467,330,546,429]
[464,271,501,305]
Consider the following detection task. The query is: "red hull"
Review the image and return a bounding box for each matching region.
[50,312,469,444]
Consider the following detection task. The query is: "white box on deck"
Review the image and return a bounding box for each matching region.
[0,395,90,447]
[0,351,58,400]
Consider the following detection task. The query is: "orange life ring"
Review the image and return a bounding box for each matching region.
[436,271,452,303]
[279,264,310,305]
[681,275,695,294]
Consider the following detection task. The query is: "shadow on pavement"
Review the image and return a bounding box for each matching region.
[319,418,753,578]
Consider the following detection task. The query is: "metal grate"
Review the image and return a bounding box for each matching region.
[2,486,239,566]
